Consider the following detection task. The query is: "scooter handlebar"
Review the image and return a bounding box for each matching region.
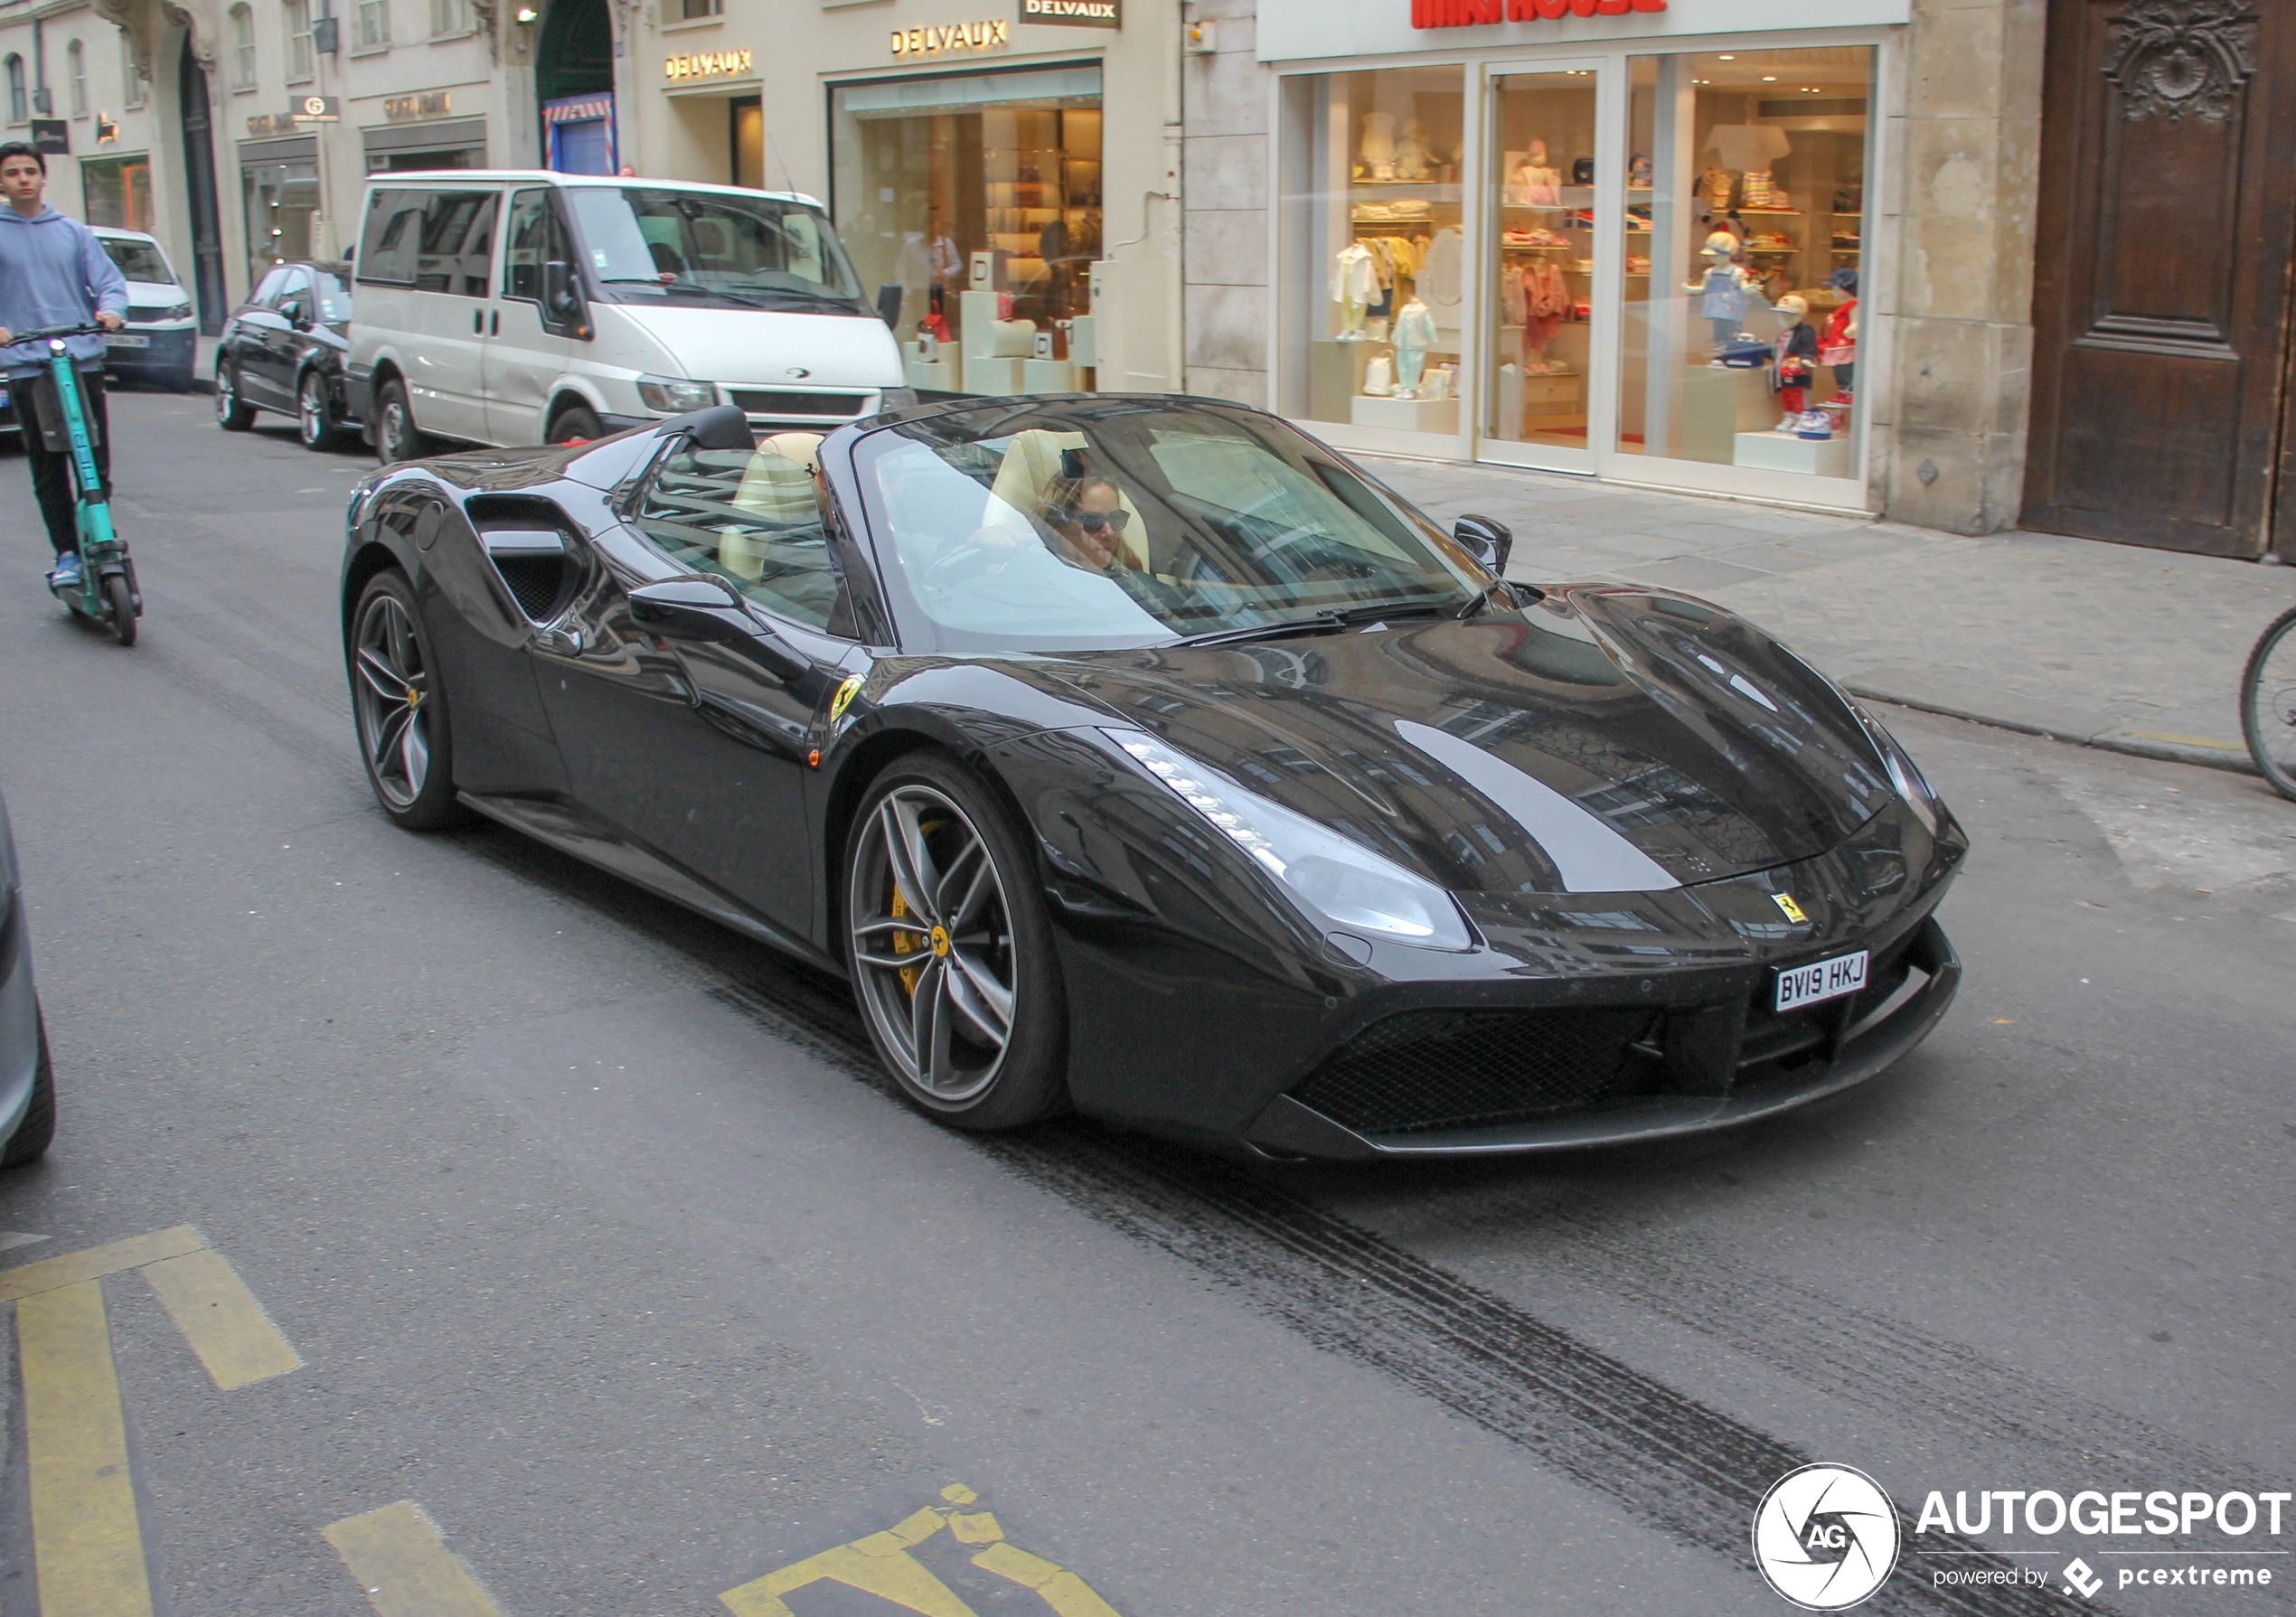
[7,322,110,343]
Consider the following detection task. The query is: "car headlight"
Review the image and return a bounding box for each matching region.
[162,301,193,321]
[1106,729,1472,951]
[635,374,717,413]
[1853,706,1945,836]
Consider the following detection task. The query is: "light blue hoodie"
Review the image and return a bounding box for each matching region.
[0,204,130,378]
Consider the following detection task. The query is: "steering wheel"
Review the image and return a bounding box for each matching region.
[923,526,1034,588]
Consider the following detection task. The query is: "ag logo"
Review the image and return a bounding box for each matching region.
[1752,1463,1901,1610]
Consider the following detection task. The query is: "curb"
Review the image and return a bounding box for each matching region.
[1844,683,2258,778]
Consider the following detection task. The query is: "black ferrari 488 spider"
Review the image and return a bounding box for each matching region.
[340,394,1965,1159]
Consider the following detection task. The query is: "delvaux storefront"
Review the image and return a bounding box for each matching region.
[638,0,1176,400]
[1258,0,1907,511]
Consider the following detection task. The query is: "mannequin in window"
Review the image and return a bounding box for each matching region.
[1821,266,1858,400]
[1396,118,1433,182]
[1331,240,1378,340]
[1770,295,1818,432]
[1360,110,1397,180]
[1685,230,1756,354]
[1510,139,1562,208]
[1392,296,1436,398]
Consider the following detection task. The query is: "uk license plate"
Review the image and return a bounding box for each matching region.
[104,333,150,349]
[1775,949,1868,1013]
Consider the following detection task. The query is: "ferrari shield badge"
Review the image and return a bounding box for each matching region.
[1772,893,1809,924]
[829,675,864,725]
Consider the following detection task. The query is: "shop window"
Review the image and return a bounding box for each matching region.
[82,155,155,230]
[68,40,87,118]
[283,0,315,81]
[230,5,257,89]
[355,0,391,51]
[730,96,762,189]
[1614,46,1872,482]
[1275,68,1467,438]
[243,157,320,284]
[5,56,24,124]
[1485,68,1596,452]
[830,66,1104,397]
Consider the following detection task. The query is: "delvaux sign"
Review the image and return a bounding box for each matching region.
[1023,0,1121,26]
[663,48,755,80]
[890,18,1008,54]
[1414,0,1660,20]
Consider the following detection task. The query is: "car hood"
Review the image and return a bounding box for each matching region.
[603,302,905,390]
[990,588,1897,897]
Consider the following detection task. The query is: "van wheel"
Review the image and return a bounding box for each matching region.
[375,379,428,464]
[549,405,603,446]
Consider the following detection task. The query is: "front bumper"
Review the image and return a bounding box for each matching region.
[105,325,198,381]
[0,887,41,1148]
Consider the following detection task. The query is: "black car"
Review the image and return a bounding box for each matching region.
[215,259,355,449]
[338,395,1966,1161]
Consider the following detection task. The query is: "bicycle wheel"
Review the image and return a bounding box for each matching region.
[2240,604,2296,801]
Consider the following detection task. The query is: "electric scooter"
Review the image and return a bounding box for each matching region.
[17,323,140,646]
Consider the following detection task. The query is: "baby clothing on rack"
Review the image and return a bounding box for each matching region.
[1508,164,1563,207]
[1331,241,1378,338]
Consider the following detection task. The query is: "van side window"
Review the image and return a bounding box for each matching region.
[503,188,569,303]
[357,189,428,285]
[414,190,498,297]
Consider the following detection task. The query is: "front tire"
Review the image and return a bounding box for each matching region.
[350,570,464,829]
[374,378,428,465]
[298,371,343,450]
[215,362,256,430]
[2241,604,2296,803]
[845,752,1067,1130]
[2,1017,55,1168]
[548,404,604,446]
[104,573,136,646]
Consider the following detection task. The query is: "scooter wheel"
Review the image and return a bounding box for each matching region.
[105,573,136,646]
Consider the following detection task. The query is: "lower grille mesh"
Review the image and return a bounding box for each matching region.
[1294,1007,1659,1136]
[729,390,868,418]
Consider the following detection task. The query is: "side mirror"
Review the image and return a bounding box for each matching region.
[542,259,583,322]
[874,283,903,328]
[1454,513,1513,575]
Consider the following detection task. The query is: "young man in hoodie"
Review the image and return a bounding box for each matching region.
[0,142,127,588]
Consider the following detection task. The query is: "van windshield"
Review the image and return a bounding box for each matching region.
[99,237,176,284]
[562,187,871,315]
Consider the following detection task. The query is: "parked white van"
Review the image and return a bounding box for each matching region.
[344,172,909,459]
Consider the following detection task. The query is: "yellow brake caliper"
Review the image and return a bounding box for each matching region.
[890,886,922,996]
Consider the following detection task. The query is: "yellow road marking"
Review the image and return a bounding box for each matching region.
[2122,730,2247,750]
[0,1225,205,1301]
[325,1501,508,1617]
[16,1280,155,1617]
[141,1248,305,1390]
[720,1483,1125,1617]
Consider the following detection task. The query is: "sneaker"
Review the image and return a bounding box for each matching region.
[1776,413,1800,433]
[1794,409,1833,440]
[49,551,81,587]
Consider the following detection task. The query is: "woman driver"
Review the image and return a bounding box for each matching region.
[1039,473,1136,573]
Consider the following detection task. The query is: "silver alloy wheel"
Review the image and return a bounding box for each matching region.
[849,785,1018,1105]
[352,591,432,809]
[213,366,236,421]
[299,374,327,444]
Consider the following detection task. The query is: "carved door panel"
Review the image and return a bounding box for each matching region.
[2025,0,2296,557]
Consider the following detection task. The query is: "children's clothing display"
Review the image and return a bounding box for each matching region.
[1331,242,1378,339]
[1362,355,1395,396]
[1770,313,1818,428]
[1821,271,1858,396]
[1520,259,1571,370]
[1391,298,1437,396]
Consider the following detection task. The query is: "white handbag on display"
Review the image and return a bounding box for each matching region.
[1362,356,1395,396]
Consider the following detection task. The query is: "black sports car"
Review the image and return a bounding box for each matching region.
[339,395,1965,1159]
[215,260,356,449]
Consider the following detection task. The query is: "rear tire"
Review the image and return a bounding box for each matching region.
[215,362,256,430]
[548,404,604,446]
[844,751,1068,1130]
[2,1017,55,1168]
[375,378,428,465]
[104,572,136,646]
[350,569,464,830]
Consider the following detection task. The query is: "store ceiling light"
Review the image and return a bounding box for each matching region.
[1717,53,1734,60]
[1763,75,1778,81]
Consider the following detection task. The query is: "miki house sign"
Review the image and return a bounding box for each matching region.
[1413,0,1663,24]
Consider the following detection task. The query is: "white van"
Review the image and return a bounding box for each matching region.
[343,172,908,458]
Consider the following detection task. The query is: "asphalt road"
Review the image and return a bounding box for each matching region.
[0,390,2291,1617]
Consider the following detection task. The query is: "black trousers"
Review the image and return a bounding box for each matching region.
[23,371,110,558]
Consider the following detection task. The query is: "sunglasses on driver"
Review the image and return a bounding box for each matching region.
[1054,506,1132,533]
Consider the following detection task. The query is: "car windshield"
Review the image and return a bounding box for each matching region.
[855,401,1487,653]
[561,186,869,314]
[100,238,175,284]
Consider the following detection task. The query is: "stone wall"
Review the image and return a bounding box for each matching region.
[1181,0,1272,406]
[1877,0,2046,533]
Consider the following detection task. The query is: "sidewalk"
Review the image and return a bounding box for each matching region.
[1364,454,2296,775]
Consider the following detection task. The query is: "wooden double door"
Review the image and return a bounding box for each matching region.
[2025,0,2296,559]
